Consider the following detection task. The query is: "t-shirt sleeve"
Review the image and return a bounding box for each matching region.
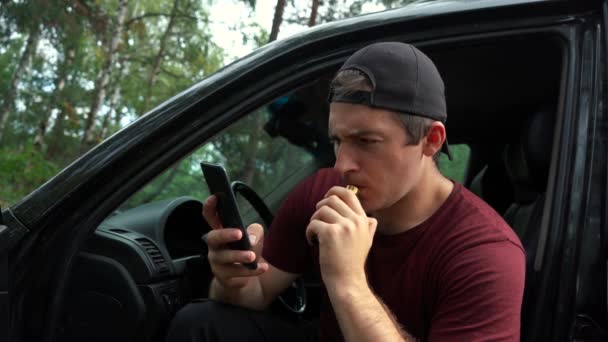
[262,168,341,274]
[428,240,525,341]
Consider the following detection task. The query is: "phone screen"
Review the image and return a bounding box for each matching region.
[200,162,256,269]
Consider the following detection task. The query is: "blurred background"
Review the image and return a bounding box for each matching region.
[0,0,440,207]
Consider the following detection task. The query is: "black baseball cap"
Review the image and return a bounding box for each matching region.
[329,41,452,159]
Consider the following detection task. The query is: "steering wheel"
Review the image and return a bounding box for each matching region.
[231,181,307,315]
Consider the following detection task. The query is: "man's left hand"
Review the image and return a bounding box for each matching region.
[305,186,377,288]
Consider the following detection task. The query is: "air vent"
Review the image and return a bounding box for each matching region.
[136,238,169,274]
[109,228,129,234]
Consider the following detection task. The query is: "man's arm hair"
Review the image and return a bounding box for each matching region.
[378,296,418,342]
[328,283,416,342]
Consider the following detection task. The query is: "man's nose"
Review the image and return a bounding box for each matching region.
[334,144,358,174]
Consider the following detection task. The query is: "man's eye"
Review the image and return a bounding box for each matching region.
[359,138,380,144]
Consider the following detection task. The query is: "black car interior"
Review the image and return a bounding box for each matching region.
[503,105,556,339]
[56,32,564,341]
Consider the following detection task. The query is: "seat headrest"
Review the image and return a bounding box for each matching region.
[505,105,555,196]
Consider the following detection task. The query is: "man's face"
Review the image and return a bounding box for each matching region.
[329,102,426,213]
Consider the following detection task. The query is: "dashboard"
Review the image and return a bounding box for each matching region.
[94,196,209,281]
[58,197,211,342]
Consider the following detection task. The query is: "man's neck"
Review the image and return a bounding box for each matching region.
[373,168,454,235]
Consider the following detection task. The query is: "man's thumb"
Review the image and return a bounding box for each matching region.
[247,223,265,247]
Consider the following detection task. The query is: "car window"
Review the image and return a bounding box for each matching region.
[120,103,315,215]
[438,143,471,183]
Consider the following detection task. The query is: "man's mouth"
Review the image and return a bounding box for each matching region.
[346,185,359,195]
[349,185,366,197]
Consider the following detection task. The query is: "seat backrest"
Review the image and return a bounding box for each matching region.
[504,106,555,236]
[469,148,514,215]
[503,105,555,340]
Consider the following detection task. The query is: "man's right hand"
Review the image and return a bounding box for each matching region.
[202,195,269,289]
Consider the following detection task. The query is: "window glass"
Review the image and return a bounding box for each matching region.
[438,144,471,183]
[120,105,315,215]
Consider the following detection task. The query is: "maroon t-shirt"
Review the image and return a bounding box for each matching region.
[263,168,525,341]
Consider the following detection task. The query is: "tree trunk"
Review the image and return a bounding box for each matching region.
[99,53,127,141]
[144,0,180,112]
[114,86,124,127]
[46,106,66,160]
[308,0,319,27]
[81,0,127,151]
[268,0,286,43]
[34,48,75,151]
[46,97,79,162]
[240,114,264,185]
[98,85,121,140]
[0,29,40,141]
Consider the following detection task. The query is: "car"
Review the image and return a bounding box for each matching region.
[3,0,608,341]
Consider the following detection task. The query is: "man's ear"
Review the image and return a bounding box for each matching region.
[422,122,446,158]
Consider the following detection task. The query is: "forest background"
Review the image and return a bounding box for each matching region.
[1,0,459,208]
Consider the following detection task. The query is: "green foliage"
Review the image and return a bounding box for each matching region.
[2,0,444,208]
[123,159,210,210]
[0,144,61,208]
[241,22,269,48]
[0,38,24,99]
[121,106,313,210]
[1,0,231,206]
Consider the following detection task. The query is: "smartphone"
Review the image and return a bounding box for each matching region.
[200,161,256,270]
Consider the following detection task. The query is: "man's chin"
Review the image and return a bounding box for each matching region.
[360,199,379,215]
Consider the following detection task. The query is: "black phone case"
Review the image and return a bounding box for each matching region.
[200,162,256,270]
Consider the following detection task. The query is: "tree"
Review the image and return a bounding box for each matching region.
[46,32,96,162]
[3,0,434,207]
[0,28,39,141]
[1,0,226,205]
[98,69,123,141]
[34,45,75,150]
[144,0,181,112]
[269,0,286,42]
[81,0,128,151]
[308,0,320,27]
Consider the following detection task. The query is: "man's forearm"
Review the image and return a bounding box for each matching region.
[208,277,267,310]
[327,282,415,342]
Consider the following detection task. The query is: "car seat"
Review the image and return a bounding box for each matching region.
[468,147,514,215]
[502,105,555,339]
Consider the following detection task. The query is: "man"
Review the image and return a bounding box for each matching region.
[167,42,525,341]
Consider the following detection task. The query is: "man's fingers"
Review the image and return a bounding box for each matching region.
[202,195,223,229]
[323,186,366,216]
[204,228,242,249]
[214,262,269,287]
[306,219,335,245]
[368,217,378,235]
[310,205,343,225]
[307,197,376,247]
[246,223,265,247]
[209,248,256,265]
[305,220,319,245]
[316,194,355,219]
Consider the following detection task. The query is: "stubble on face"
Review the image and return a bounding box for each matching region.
[329,103,424,215]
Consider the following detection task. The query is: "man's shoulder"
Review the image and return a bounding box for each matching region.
[311,167,343,185]
[275,168,342,216]
[294,167,343,200]
[438,183,524,252]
